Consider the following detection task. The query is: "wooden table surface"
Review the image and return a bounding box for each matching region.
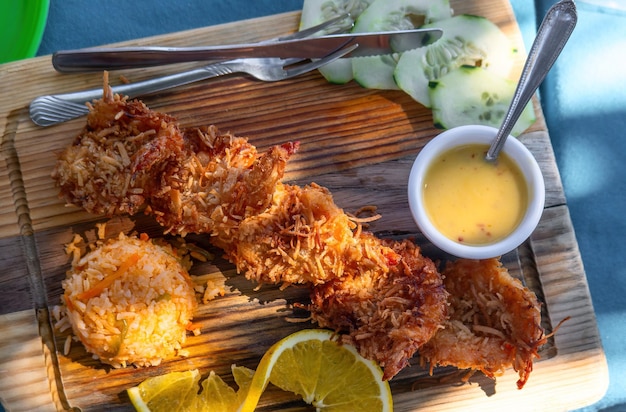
[0,1,608,410]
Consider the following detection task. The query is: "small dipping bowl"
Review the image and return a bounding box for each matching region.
[408,125,545,259]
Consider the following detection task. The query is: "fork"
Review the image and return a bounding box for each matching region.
[30,16,354,127]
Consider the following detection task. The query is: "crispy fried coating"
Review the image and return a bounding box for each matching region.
[52,77,184,216]
[148,126,298,237]
[419,258,545,389]
[52,76,295,235]
[212,182,380,286]
[310,238,448,380]
[212,179,448,379]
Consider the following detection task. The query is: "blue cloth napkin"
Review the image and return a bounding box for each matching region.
[21,1,626,411]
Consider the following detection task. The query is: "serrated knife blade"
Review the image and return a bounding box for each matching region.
[52,28,443,73]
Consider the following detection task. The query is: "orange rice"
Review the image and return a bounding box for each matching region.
[60,232,197,368]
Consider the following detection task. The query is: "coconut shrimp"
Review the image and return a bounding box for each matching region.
[52,73,184,216]
[148,126,298,237]
[53,80,551,384]
[419,258,545,389]
[212,182,379,286]
[310,238,448,380]
[52,74,297,236]
[212,180,449,379]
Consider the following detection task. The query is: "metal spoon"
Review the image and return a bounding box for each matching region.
[485,0,577,162]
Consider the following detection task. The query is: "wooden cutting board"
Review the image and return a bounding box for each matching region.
[0,1,608,411]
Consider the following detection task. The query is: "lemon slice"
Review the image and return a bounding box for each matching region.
[127,329,392,412]
[128,369,201,412]
[238,329,392,412]
[128,366,253,412]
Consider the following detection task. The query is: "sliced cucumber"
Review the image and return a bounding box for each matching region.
[351,0,452,90]
[429,65,536,136]
[394,14,518,107]
[299,0,375,84]
[352,54,402,89]
[353,0,451,31]
[299,0,374,30]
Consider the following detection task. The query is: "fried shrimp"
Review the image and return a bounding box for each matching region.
[52,76,296,235]
[211,180,448,378]
[419,258,545,389]
[52,74,184,216]
[148,126,298,237]
[310,238,448,380]
[212,182,371,286]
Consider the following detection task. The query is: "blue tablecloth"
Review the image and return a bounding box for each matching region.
[8,1,626,411]
[512,2,626,411]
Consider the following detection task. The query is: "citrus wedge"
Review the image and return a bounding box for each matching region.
[128,369,201,412]
[238,329,392,412]
[127,329,392,412]
[128,366,253,412]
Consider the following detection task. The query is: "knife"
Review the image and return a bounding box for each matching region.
[52,28,443,73]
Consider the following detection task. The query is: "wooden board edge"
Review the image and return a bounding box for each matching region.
[0,310,60,411]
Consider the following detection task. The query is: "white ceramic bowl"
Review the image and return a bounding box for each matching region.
[407,125,545,259]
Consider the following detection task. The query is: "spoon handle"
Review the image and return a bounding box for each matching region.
[485,0,577,161]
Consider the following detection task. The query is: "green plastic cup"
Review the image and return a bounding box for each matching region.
[1,0,50,63]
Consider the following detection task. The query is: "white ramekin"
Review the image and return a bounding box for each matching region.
[407,125,545,259]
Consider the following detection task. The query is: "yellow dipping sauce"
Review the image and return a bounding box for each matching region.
[422,144,528,245]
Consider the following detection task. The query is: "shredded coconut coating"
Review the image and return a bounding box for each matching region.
[419,258,545,389]
[310,238,448,380]
[52,75,184,216]
[149,127,298,237]
[213,182,375,286]
[52,74,295,235]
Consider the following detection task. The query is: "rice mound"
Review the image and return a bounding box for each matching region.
[61,232,197,368]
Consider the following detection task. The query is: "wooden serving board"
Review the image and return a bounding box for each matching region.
[0,1,609,411]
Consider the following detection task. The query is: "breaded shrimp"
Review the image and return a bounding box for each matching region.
[212,182,373,286]
[148,125,298,237]
[52,74,184,216]
[419,258,545,389]
[310,238,448,380]
[52,75,296,235]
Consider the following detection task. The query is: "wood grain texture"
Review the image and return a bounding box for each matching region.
[0,1,607,411]
[0,311,57,411]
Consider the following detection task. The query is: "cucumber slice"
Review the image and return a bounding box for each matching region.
[351,0,452,90]
[299,0,375,84]
[352,54,402,90]
[429,65,536,136]
[394,14,518,107]
[299,0,373,30]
